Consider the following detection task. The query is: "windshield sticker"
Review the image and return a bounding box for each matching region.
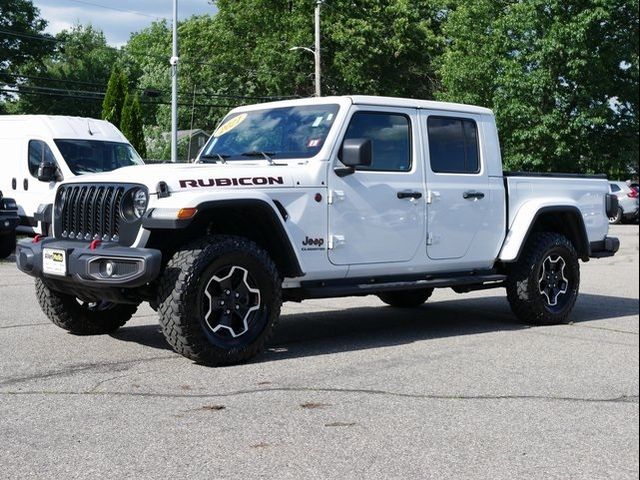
[326,113,334,121]
[213,113,247,138]
[312,116,323,127]
[307,139,321,148]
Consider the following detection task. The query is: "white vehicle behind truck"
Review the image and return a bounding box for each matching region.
[0,115,144,240]
[16,96,620,366]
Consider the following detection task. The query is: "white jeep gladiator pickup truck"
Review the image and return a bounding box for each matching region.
[16,96,620,366]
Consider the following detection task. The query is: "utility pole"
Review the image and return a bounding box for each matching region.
[170,0,179,163]
[291,1,323,96]
[314,0,322,97]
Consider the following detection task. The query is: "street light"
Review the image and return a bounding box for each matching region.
[170,0,179,163]
[290,0,323,96]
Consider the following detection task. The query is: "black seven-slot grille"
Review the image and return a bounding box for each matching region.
[55,183,143,246]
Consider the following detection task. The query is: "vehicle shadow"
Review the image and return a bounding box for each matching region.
[109,292,639,362]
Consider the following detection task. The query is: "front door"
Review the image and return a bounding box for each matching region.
[328,107,425,266]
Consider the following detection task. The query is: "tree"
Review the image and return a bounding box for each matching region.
[102,65,128,127]
[437,0,639,177]
[122,2,446,138]
[8,24,119,117]
[0,0,54,111]
[121,92,147,158]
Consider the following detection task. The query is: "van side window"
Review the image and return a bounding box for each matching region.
[427,117,479,174]
[28,140,57,178]
[342,112,411,172]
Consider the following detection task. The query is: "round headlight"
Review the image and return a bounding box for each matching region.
[132,189,148,218]
[122,188,148,221]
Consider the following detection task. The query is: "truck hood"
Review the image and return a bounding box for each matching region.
[61,162,298,194]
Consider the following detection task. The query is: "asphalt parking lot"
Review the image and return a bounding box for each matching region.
[1,225,638,479]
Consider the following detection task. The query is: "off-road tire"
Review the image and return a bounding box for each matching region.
[608,207,623,224]
[35,278,137,334]
[506,232,580,325]
[378,288,434,308]
[0,231,16,259]
[157,235,282,366]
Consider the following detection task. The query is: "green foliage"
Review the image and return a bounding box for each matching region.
[102,65,128,127]
[121,92,147,158]
[1,0,638,177]
[7,24,119,117]
[438,0,639,177]
[0,0,54,109]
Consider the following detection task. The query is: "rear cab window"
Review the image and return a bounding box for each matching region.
[427,117,480,174]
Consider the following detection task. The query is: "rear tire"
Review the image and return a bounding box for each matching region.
[506,232,580,325]
[608,207,623,224]
[0,231,16,259]
[35,278,137,334]
[157,235,282,366]
[378,288,434,308]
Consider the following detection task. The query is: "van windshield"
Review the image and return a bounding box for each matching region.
[200,104,340,162]
[54,139,144,175]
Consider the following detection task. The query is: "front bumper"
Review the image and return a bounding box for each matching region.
[589,236,620,258]
[16,237,162,287]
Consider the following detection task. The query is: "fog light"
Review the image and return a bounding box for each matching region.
[105,261,115,277]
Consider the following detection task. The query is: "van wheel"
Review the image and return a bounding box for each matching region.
[157,235,282,366]
[378,288,434,308]
[506,232,580,325]
[0,232,16,259]
[35,279,137,334]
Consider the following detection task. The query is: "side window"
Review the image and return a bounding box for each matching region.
[610,183,621,193]
[28,140,57,178]
[427,117,479,174]
[341,112,411,172]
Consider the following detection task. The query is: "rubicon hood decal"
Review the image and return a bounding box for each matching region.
[179,176,285,188]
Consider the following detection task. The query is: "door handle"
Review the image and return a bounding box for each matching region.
[463,191,485,200]
[397,191,423,200]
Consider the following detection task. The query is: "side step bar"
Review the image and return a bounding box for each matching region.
[288,273,507,301]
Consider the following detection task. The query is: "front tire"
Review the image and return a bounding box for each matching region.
[378,288,434,308]
[157,235,282,366]
[35,279,137,334]
[506,232,580,325]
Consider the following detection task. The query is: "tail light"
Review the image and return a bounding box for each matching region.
[627,189,638,198]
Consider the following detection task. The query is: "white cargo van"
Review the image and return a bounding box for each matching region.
[0,115,144,235]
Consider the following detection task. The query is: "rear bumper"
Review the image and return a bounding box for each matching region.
[589,236,620,258]
[16,237,162,287]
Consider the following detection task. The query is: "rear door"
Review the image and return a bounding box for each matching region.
[328,106,425,266]
[421,112,502,267]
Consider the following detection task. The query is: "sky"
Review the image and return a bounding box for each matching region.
[32,0,217,47]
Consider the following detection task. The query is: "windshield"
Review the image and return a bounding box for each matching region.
[200,104,340,161]
[54,139,144,175]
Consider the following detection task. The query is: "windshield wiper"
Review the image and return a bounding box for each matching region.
[241,151,276,163]
[199,153,229,164]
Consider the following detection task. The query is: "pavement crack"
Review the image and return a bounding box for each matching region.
[0,386,637,404]
[569,323,639,335]
[0,355,179,387]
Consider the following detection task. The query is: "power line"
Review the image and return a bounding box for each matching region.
[0,28,59,43]
[2,87,240,109]
[1,72,300,101]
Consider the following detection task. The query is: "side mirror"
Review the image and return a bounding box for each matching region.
[37,160,58,182]
[335,138,372,177]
